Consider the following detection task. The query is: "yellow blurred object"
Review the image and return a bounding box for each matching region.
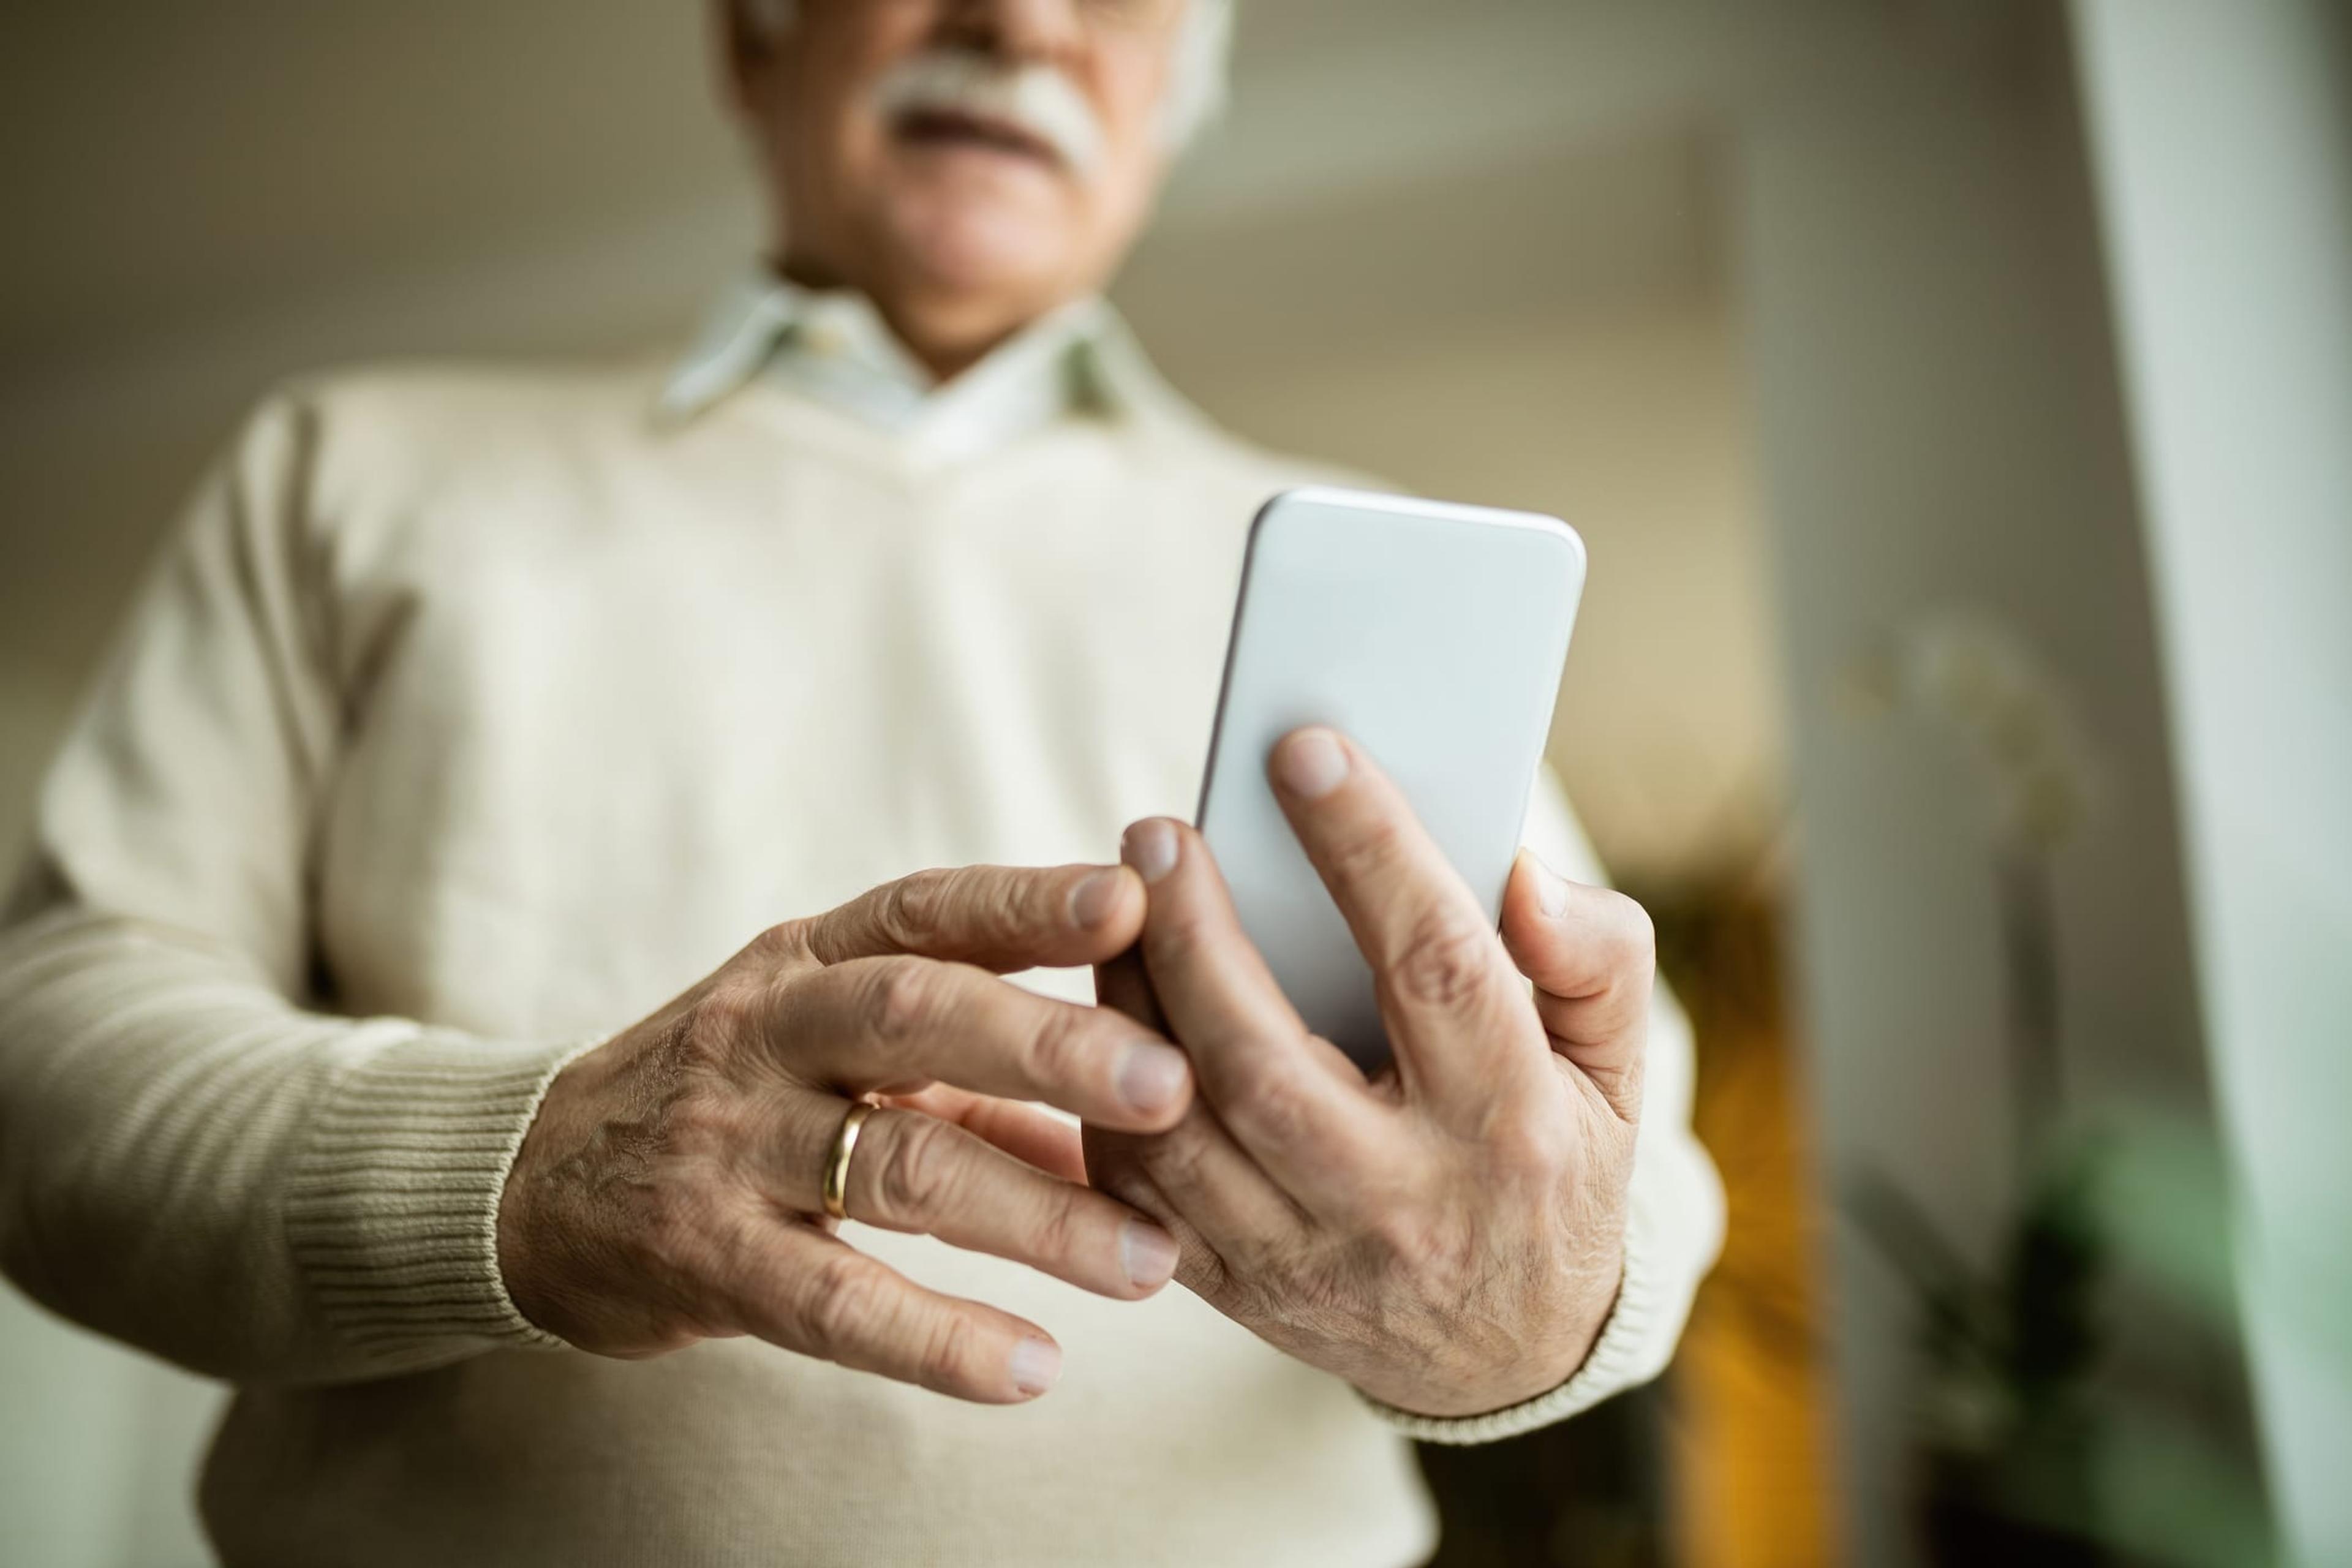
[1656,884,1840,1568]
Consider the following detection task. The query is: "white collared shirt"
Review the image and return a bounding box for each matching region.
[659,270,1161,466]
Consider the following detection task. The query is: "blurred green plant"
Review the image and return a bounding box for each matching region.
[1851,1137,2106,1563]
[1843,616,2275,1567]
[1851,1112,2274,1568]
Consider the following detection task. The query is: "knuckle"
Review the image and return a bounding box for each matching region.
[1027,1189,1087,1267]
[1087,1146,1156,1214]
[1021,1005,1095,1094]
[969,869,1056,959]
[685,979,763,1061]
[1150,879,1234,963]
[1327,815,1409,886]
[1387,908,1499,1012]
[747,920,807,963]
[1362,1205,1429,1265]
[1178,1236,1233,1303]
[1153,896,1216,956]
[1138,1117,1215,1194]
[1485,1104,1570,1180]
[802,1250,884,1352]
[863,959,941,1049]
[916,1308,981,1387]
[982,870,1038,938]
[1229,1070,1316,1151]
[883,870,953,946]
[872,1115,959,1224]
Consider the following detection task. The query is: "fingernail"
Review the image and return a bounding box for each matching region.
[1009,1336,1061,1397]
[1275,728,1350,799]
[1117,1039,1190,1114]
[1119,1219,1180,1291]
[1532,854,1571,919]
[1069,868,1125,930]
[1121,819,1179,883]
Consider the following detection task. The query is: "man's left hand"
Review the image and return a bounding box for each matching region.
[1085,726,1651,1419]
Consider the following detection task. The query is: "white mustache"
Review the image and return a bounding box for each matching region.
[872,51,1108,183]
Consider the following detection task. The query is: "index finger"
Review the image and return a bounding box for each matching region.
[1118,818,1395,1207]
[794,862,1147,971]
[1265,727,1548,1114]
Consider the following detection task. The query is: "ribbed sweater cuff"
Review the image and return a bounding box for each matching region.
[285,1030,598,1363]
[1362,1219,1663,1446]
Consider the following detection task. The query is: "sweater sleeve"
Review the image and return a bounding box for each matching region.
[1364,769,1725,1444]
[0,394,583,1385]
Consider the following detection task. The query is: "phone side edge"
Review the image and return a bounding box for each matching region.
[1498,541,1590,921]
[1192,489,1300,827]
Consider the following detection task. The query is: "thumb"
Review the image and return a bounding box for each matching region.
[1498,850,1652,1121]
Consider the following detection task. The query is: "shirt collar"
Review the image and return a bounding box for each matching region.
[657,268,1182,461]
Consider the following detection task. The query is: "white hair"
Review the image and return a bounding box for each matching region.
[738,0,1234,150]
[1158,0,1233,148]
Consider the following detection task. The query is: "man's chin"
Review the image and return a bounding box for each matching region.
[884,205,1075,306]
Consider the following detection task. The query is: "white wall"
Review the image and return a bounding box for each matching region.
[2073,5,2352,1562]
[0,1289,220,1568]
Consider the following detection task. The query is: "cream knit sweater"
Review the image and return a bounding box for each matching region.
[0,337,1721,1566]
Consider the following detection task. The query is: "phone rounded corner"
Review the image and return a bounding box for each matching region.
[1539,516,1588,574]
[1243,486,1313,544]
[1536,519,1589,606]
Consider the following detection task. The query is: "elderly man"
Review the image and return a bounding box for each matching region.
[0,1,1721,1563]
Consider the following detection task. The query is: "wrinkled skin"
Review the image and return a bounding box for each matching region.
[498,860,1193,1402]
[1087,728,1649,1417]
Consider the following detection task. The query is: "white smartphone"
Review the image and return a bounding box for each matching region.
[1196,486,1587,1074]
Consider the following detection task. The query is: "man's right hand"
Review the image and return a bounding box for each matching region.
[495,861,1193,1403]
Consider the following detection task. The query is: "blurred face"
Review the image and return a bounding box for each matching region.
[725,0,1189,367]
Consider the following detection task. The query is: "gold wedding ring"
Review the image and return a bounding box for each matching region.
[821,1099,878,1222]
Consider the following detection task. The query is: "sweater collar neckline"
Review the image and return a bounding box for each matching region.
[656,268,1188,461]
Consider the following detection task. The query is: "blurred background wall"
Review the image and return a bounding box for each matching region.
[5,2,2342,1565]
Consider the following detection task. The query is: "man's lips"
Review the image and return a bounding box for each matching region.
[891,107,1064,170]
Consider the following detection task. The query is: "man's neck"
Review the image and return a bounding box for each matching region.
[772,253,1069,385]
